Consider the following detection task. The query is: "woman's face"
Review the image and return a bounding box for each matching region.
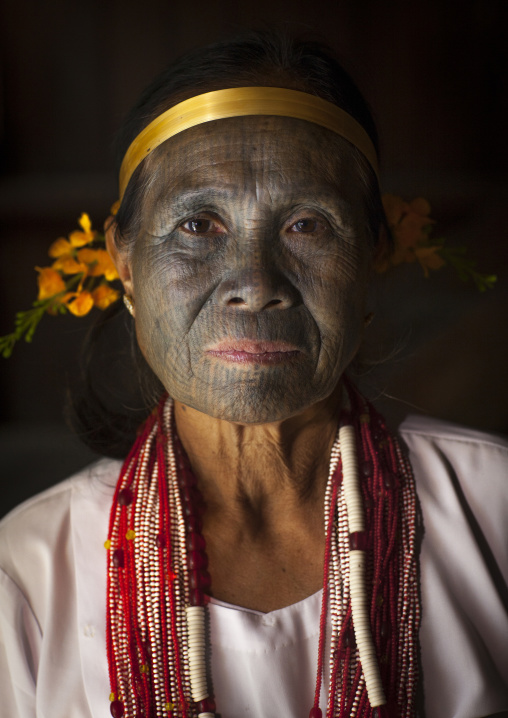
[113,116,375,423]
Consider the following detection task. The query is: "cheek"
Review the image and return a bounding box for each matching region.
[129,244,213,379]
[306,253,369,365]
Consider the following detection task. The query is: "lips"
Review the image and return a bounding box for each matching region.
[205,339,301,364]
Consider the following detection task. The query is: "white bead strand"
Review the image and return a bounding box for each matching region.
[349,550,386,707]
[186,605,210,703]
[339,423,387,709]
[338,425,364,533]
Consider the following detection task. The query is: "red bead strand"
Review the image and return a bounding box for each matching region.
[158,403,189,717]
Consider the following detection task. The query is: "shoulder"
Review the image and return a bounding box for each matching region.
[0,458,121,591]
[0,460,120,712]
[397,414,508,529]
[398,414,508,494]
[0,457,121,536]
[398,413,508,453]
[397,415,508,606]
[396,412,508,542]
[398,417,508,714]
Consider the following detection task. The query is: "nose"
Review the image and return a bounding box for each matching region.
[215,268,299,312]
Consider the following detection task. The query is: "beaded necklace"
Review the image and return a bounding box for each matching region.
[105,389,420,717]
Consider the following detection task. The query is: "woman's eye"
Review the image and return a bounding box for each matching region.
[183,219,211,233]
[181,218,222,234]
[289,218,319,233]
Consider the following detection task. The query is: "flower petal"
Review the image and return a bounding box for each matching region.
[415,246,446,277]
[395,214,433,248]
[77,248,119,279]
[52,256,87,275]
[66,291,94,316]
[48,238,72,258]
[70,214,96,247]
[36,267,66,300]
[69,230,91,247]
[382,194,409,227]
[100,250,120,281]
[76,247,100,267]
[92,284,120,309]
[78,213,93,235]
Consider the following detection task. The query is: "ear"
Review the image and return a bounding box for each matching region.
[105,217,134,298]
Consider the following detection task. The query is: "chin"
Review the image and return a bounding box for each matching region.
[176,374,335,425]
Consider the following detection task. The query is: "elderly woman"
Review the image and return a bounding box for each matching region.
[0,32,507,718]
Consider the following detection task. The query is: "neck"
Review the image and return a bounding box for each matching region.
[173,383,346,610]
[174,383,345,529]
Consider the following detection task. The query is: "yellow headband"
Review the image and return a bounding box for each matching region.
[119,86,379,201]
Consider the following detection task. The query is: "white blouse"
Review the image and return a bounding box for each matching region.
[1,415,507,718]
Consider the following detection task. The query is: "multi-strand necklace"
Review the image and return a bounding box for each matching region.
[105,388,420,717]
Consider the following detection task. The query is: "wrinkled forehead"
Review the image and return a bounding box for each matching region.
[142,115,367,206]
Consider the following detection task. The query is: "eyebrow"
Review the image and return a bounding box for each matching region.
[157,183,354,215]
[157,187,239,215]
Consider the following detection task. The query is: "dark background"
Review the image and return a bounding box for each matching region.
[1,0,507,516]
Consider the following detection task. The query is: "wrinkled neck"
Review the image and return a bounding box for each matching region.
[174,383,345,530]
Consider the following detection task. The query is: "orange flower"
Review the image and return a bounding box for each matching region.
[92,284,120,309]
[396,213,433,251]
[383,195,433,247]
[48,237,73,258]
[52,256,87,275]
[77,248,119,281]
[36,267,66,300]
[408,197,431,216]
[414,246,446,277]
[378,194,439,273]
[69,213,97,248]
[65,291,94,316]
[75,247,100,268]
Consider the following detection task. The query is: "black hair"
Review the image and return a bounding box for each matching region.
[70,29,385,458]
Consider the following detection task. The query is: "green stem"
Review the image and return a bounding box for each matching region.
[0,293,67,358]
[437,246,497,291]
